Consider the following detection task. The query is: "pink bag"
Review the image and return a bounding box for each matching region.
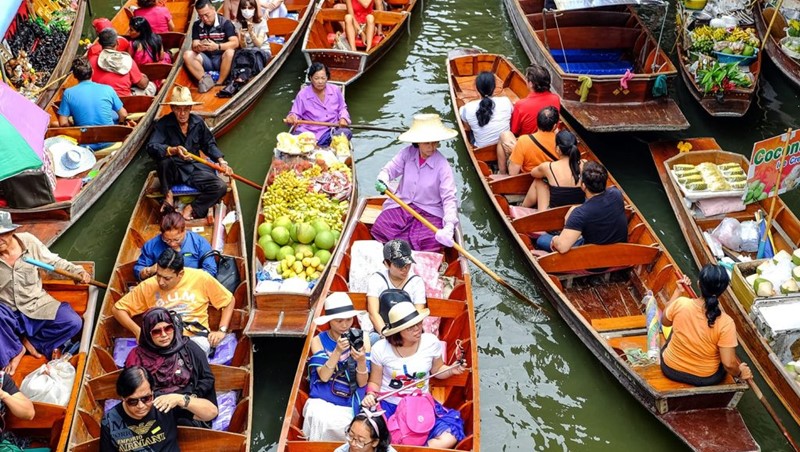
[387,390,436,445]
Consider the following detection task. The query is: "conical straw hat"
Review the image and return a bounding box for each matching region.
[398,113,458,143]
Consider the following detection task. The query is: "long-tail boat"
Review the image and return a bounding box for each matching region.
[276,196,480,451]
[66,172,254,451]
[156,0,313,136]
[300,0,417,86]
[447,49,758,451]
[675,5,762,117]
[245,148,358,337]
[503,0,689,132]
[2,0,87,108]
[6,262,98,451]
[650,137,800,429]
[4,0,194,246]
[754,1,800,88]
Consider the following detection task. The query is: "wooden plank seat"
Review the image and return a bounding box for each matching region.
[46,125,133,145]
[511,204,572,234]
[591,314,646,332]
[537,243,660,274]
[140,62,173,82]
[69,427,248,452]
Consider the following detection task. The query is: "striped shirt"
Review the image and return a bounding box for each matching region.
[191,14,236,55]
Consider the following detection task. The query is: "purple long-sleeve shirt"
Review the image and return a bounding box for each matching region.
[288,84,350,140]
[378,145,459,225]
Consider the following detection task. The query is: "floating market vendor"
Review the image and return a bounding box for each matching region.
[284,62,352,147]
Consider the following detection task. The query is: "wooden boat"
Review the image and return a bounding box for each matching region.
[503,0,689,132]
[2,0,87,108]
[650,137,800,428]
[675,5,762,117]
[5,262,98,451]
[300,0,417,86]
[245,150,358,337]
[447,49,758,451]
[4,0,194,246]
[755,1,800,87]
[276,196,480,451]
[156,0,313,136]
[66,172,254,451]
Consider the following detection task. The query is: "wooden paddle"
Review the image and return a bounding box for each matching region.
[284,118,404,133]
[22,257,108,289]
[677,271,800,451]
[183,152,262,190]
[383,189,551,317]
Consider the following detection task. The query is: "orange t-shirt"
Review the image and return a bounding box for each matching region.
[662,297,737,377]
[509,131,557,173]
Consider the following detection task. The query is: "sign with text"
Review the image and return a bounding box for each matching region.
[744,130,800,204]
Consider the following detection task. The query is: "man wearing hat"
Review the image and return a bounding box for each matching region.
[0,212,90,375]
[89,28,153,97]
[58,56,129,128]
[146,86,233,220]
[372,113,460,252]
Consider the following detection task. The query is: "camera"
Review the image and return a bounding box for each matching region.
[345,328,364,351]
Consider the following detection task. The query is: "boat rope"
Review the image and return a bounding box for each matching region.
[553,11,569,72]
[577,75,592,102]
[652,74,667,97]
[652,2,669,72]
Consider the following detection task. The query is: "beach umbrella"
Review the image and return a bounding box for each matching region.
[0,81,49,182]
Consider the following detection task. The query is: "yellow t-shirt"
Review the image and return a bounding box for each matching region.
[662,296,737,377]
[509,131,557,173]
[114,268,233,333]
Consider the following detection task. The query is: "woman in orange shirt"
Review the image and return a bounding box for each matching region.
[661,264,753,386]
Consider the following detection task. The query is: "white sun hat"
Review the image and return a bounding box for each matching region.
[50,142,96,178]
[398,113,458,143]
[314,292,365,325]
[381,301,430,336]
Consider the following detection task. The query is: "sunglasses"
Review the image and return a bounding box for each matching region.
[150,324,175,337]
[125,393,154,407]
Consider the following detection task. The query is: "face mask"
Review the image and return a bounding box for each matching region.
[241,8,255,19]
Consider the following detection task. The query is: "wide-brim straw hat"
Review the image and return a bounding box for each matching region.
[398,113,458,143]
[381,301,430,336]
[161,86,202,106]
[0,211,20,235]
[314,292,365,325]
[50,142,96,178]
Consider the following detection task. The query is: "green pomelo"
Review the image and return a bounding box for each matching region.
[721,47,734,54]
[332,230,341,242]
[258,235,273,253]
[295,244,314,256]
[315,249,332,265]
[311,219,331,234]
[289,223,298,243]
[262,241,281,260]
[315,230,335,250]
[742,45,754,57]
[274,216,293,230]
[257,222,272,238]
[297,223,317,244]
[277,245,295,261]
[271,226,291,246]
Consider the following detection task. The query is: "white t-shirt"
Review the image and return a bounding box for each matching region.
[366,269,427,305]
[459,96,513,147]
[370,333,441,405]
[234,20,270,52]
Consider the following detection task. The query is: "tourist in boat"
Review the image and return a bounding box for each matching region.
[303,293,371,440]
[234,0,272,58]
[361,301,466,448]
[661,265,753,386]
[335,411,397,452]
[128,16,173,66]
[101,366,217,451]
[0,371,35,421]
[133,0,175,34]
[223,0,288,21]
[343,0,382,52]
[521,129,585,209]
[534,161,626,253]
[134,207,217,281]
[507,106,559,177]
[459,71,512,149]
[496,64,560,175]
[112,248,234,355]
[125,307,218,427]
[146,85,232,220]
[184,0,239,94]
[373,113,458,252]
[0,212,89,376]
[88,18,130,59]
[90,28,155,97]
[285,62,352,146]
[365,240,427,343]
[58,56,129,128]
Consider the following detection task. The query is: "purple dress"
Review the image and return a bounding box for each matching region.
[288,84,352,146]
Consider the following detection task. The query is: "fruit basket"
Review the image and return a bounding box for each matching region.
[780,37,800,60]
[714,48,758,65]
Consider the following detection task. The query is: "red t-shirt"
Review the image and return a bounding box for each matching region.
[87,38,131,59]
[89,53,143,97]
[510,91,561,136]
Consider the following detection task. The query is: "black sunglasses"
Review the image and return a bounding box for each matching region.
[125,393,154,407]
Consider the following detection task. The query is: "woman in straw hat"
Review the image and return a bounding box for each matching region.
[373,114,459,252]
[303,293,372,441]
[146,86,233,220]
[361,301,466,448]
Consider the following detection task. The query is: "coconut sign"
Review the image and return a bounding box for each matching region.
[744,129,800,204]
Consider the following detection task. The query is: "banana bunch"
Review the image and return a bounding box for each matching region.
[261,164,350,230]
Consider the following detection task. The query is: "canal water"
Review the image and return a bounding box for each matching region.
[57,0,800,449]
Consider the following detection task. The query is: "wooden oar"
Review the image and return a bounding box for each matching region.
[677,271,800,451]
[383,189,551,317]
[184,152,262,190]
[22,257,108,289]
[284,119,404,133]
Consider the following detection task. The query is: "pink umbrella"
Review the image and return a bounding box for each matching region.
[0,81,49,181]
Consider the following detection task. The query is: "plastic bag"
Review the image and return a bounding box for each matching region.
[740,220,759,253]
[703,231,724,259]
[20,358,76,406]
[711,217,742,251]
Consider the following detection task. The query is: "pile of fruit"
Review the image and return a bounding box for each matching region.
[689,25,759,58]
[745,249,800,297]
[257,217,339,281]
